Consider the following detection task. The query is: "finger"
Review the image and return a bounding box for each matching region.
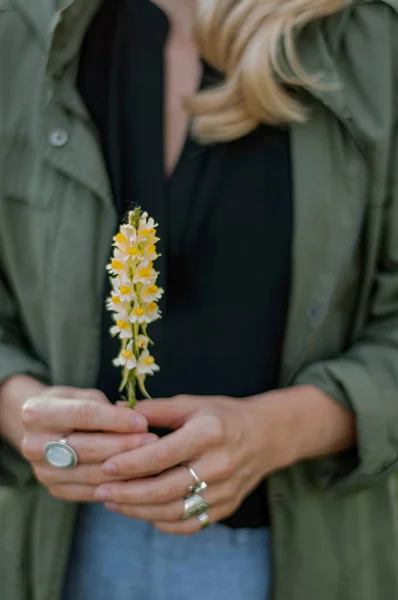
[98,478,234,521]
[104,499,184,522]
[106,502,235,535]
[34,462,135,487]
[153,503,236,535]
[102,414,221,478]
[41,387,109,402]
[96,459,225,505]
[135,397,206,429]
[22,432,158,464]
[22,398,148,433]
[48,484,98,503]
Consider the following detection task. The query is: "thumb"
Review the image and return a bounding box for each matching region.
[135,396,204,429]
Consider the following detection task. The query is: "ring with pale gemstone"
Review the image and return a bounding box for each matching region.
[44,438,78,469]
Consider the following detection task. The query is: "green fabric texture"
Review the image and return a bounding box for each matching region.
[1,1,398,599]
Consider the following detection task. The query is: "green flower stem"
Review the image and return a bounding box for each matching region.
[133,322,139,356]
[126,375,137,408]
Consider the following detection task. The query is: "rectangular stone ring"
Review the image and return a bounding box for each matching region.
[182,493,209,520]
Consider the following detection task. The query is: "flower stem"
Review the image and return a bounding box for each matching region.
[127,375,136,408]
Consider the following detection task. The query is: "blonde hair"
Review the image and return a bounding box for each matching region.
[187,0,347,142]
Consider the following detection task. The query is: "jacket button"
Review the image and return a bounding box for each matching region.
[49,128,69,148]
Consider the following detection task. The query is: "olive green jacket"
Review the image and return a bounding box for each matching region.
[1,1,398,599]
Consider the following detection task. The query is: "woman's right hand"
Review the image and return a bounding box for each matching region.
[17,383,156,502]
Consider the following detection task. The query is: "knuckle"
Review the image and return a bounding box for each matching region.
[219,480,238,503]
[21,399,41,426]
[201,412,224,446]
[87,468,106,486]
[74,403,94,428]
[81,389,108,404]
[150,483,175,504]
[164,503,182,523]
[20,436,35,460]
[215,452,234,479]
[151,446,170,469]
[116,489,130,504]
[122,434,139,452]
[80,442,97,462]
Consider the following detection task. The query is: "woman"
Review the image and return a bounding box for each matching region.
[0,0,398,598]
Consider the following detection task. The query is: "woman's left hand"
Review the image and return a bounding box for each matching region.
[95,393,298,534]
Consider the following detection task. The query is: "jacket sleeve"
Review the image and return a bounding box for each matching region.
[294,100,398,490]
[0,6,49,484]
[0,270,50,486]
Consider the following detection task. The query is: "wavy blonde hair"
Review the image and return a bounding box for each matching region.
[187,0,347,142]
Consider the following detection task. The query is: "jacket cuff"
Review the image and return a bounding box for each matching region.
[294,358,398,490]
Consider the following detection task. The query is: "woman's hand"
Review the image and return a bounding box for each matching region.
[94,392,298,533]
[20,385,157,502]
[95,386,355,534]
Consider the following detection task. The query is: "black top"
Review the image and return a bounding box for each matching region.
[77,0,293,528]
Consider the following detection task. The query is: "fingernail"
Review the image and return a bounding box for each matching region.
[95,488,111,501]
[131,414,147,430]
[103,462,118,475]
[141,435,159,446]
[105,502,120,512]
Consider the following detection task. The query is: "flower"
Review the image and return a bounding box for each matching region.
[133,262,158,285]
[146,301,161,322]
[137,334,150,350]
[141,283,163,303]
[106,294,130,314]
[106,207,162,407]
[137,214,159,244]
[113,343,137,370]
[106,257,128,277]
[114,278,136,302]
[137,350,159,376]
[129,305,151,324]
[110,317,133,339]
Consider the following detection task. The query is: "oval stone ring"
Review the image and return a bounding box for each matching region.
[44,438,78,469]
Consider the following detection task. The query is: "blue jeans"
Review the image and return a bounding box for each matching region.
[63,503,271,600]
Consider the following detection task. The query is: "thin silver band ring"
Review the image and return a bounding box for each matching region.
[198,512,211,529]
[186,466,207,495]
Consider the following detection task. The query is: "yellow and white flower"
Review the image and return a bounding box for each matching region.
[106,294,130,314]
[114,278,136,302]
[137,214,159,243]
[113,342,137,370]
[129,305,152,324]
[145,301,161,322]
[137,334,150,350]
[106,207,162,407]
[141,283,163,304]
[133,261,158,285]
[110,316,133,339]
[106,257,128,277]
[137,350,159,376]
[113,224,137,249]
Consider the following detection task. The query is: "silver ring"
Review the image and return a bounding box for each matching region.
[182,493,209,520]
[44,438,78,469]
[198,512,211,529]
[186,466,207,495]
